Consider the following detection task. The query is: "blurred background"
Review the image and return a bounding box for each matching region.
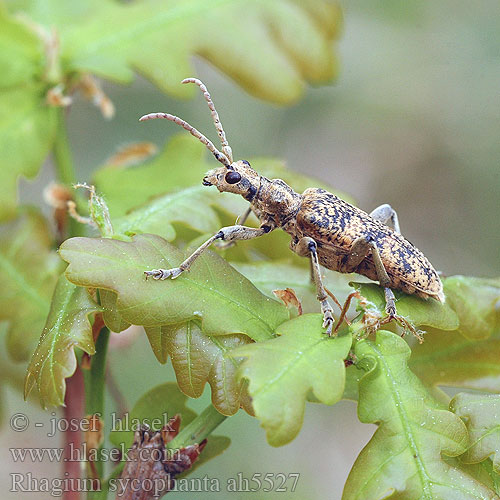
[4,0,500,498]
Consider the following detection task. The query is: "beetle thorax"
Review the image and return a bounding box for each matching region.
[251,177,302,228]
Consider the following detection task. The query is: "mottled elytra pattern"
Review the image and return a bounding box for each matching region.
[292,189,443,300]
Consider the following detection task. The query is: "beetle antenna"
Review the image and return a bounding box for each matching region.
[139,112,232,168]
[181,78,233,163]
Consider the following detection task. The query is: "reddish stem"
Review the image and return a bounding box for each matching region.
[63,364,85,500]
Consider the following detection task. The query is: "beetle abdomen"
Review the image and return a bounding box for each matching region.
[295,188,444,302]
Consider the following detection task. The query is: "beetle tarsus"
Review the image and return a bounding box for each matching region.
[144,267,183,280]
[322,307,335,336]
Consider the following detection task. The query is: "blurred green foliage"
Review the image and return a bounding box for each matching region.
[1,1,499,499]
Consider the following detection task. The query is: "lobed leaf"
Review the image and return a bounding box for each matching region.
[343,330,497,500]
[60,0,341,103]
[350,281,459,331]
[24,275,101,407]
[444,276,500,340]
[0,328,29,421]
[114,186,242,243]
[110,382,197,448]
[7,0,341,103]
[0,211,63,361]
[0,86,58,221]
[0,12,59,220]
[59,234,289,342]
[100,290,131,333]
[451,393,500,472]
[455,459,500,497]
[0,8,44,88]
[147,321,253,415]
[234,314,352,446]
[94,135,215,218]
[410,327,500,393]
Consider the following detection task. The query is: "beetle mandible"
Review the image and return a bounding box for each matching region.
[140,78,444,336]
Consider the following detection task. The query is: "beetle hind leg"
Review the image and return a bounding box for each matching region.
[369,204,400,233]
[338,234,420,337]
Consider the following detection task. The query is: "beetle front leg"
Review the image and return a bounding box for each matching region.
[215,206,253,250]
[145,224,273,280]
[296,237,335,336]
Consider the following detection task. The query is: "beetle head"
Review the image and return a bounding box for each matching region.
[202,160,261,201]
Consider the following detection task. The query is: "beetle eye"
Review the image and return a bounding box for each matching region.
[225,171,241,184]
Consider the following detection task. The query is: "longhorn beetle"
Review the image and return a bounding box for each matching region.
[140,78,444,336]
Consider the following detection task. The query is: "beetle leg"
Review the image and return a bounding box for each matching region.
[369,204,400,234]
[362,237,398,318]
[215,206,254,250]
[145,224,273,280]
[340,235,397,318]
[236,206,253,226]
[296,237,335,336]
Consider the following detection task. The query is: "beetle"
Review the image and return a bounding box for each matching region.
[140,78,444,336]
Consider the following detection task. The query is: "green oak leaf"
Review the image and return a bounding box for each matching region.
[451,393,500,472]
[4,1,113,29]
[233,260,354,313]
[109,382,230,472]
[100,290,131,333]
[0,12,59,220]
[455,459,500,497]
[59,234,289,342]
[0,211,63,361]
[343,330,497,500]
[234,314,352,446]
[350,281,459,331]
[24,275,101,408]
[94,135,216,218]
[342,364,363,401]
[444,276,500,340]
[61,0,341,103]
[114,186,244,243]
[0,8,44,88]
[110,382,197,448]
[0,85,58,220]
[0,324,29,421]
[8,0,341,103]
[410,327,500,393]
[146,321,253,415]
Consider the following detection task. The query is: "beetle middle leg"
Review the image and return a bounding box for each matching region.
[296,237,335,336]
[338,235,397,319]
[145,224,272,280]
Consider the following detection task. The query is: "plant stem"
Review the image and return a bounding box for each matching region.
[167,404,227,450]
[63,363,85,500]
[85,327,110,417]
[53,111,85,237]
[53,112,77,186]
[83,327,110,499]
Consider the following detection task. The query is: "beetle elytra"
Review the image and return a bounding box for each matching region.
[140,78,444,336]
